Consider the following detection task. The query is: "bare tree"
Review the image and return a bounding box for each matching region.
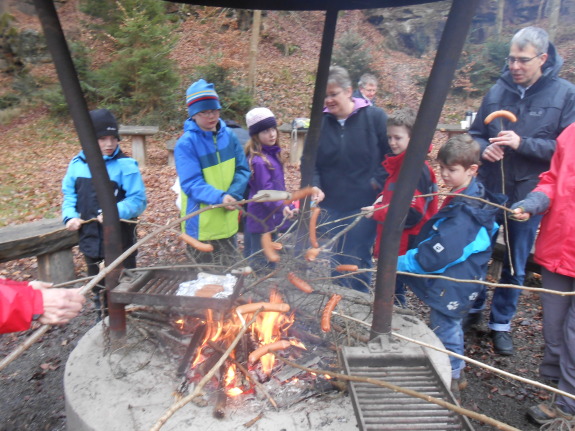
[248,9,261,96]
[548,0,561,41]
[495,0,505,40]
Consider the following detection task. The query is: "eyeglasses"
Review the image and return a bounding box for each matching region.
[507,54,543,65]
[196,109,220,117]
[325,91,343,100]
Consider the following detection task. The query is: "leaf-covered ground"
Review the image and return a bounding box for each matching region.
[0,2,565,430]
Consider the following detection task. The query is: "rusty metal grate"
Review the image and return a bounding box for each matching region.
[342,340,473,431]
[109,269,243,312]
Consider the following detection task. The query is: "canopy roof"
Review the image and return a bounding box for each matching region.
[164,0,445,10]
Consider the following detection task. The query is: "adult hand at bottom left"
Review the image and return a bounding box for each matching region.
[38,288,85,325]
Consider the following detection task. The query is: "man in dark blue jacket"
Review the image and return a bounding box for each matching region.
[466,26,575,355]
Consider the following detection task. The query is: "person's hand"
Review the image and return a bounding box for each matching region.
[222,194,238,211]
[361,205,375,218]
[482,143,505,162]
[38,288,85,325]
[311,186,325,204]
[97,213,103,223]
[65,218,83,231]
[487,130,521,155]
[29,280,53,289]
[283,206,298,219]
[510,207,531,221]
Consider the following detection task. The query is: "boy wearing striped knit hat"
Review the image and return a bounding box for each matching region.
[174,79,250,266]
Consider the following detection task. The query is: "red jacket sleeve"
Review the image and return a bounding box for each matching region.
[0,279,44,334]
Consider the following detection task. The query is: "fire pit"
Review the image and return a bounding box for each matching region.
[64,269,453,431]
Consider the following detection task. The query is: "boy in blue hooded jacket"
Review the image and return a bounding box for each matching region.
[397,134,506,393]
[174,79,250,266]
[62,109,147,319]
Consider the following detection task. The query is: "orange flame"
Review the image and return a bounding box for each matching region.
[250,289,296,375]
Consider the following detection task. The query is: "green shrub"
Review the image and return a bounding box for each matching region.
[332,30,375,87]
[90,0,180,124]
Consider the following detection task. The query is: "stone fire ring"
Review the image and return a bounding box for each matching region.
[65,311,450,430]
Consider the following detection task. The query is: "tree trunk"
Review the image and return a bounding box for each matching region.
[495,0,505,41]
[248,9,261,96]
[548,0,561,42]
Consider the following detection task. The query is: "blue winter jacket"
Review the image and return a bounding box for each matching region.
[175,118,250,240]
[470,42,575,204]
[397,178,506,318]
[61,147,147,259]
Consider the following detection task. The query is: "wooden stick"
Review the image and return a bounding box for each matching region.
[274,355,520,431]
[148,308,262,431]
[207,340,279,410]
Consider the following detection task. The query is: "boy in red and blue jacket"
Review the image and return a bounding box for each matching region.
[364,108,438,306]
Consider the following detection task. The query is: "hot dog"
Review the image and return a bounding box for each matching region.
[180,233,214,252]
[305,247,321,261]
[248,340,291,364]
[284,187,314,204]
[335,264,358,272]
[287,272,313,293]
[321,294,342,332]
[484,110,517,125]
[235,302,290,315]
[261,232,280,262]
[309,206,321,248]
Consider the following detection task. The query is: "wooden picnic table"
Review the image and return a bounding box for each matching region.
[119,125,159,167]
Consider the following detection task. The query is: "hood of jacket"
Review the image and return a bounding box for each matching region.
[182,117,228,138]
[322,96,370,116]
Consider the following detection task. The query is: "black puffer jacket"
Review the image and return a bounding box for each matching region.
[313,99,390,212]
[469,43,575,204]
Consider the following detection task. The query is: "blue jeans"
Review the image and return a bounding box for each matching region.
[469,214,542,332]
[430,309,464,379]
[243,231,276,273]
[321,207,376,293]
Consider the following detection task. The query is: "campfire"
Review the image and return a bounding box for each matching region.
[109,267,351,422]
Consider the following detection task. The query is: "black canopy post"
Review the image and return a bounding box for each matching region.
[33,0,126,335]
[300,7,338,190]
[370,0,481,337]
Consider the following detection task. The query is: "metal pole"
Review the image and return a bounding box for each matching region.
[299,7,338,190]
[371,0,481,337]
[33,0,126,335]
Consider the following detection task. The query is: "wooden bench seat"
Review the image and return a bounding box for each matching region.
[0,219,79,284]
[119,125,159,167]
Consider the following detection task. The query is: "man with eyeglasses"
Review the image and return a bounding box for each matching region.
[464,27,575,356]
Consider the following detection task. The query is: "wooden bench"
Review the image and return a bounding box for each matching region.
[119,125,159,167]
[0,219,79,284]
[436,123,468,139]
[278,123,307,165]
[166,138,177,167]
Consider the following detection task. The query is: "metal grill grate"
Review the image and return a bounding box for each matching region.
[343,341,474,431]
[109,269,243,311]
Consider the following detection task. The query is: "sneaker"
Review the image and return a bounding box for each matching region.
[528,402,560,425]
[463,312,482,332]
[450,370,468,403]
[490,330,514,356]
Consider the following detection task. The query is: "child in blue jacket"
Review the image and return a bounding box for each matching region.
[174,79,250,266]
[62,109,147,319]
[397,134,506,393]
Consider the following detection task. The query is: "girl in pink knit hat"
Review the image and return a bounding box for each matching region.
[243,107,297,272]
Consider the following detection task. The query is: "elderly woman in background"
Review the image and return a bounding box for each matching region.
[312,66,390,293]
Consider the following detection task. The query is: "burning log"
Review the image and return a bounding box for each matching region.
[212,366,228,419]
[176,324,206,377]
